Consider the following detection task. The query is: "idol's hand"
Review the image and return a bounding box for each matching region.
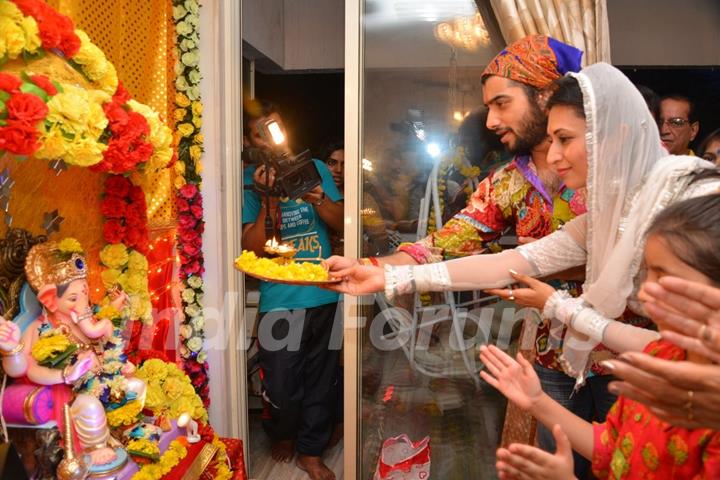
[0,319,21,353]
[64,353,95,384]
[496,425,576,480]
[325,264,385,295]
[485,270,555,310]
[479,345,543,411]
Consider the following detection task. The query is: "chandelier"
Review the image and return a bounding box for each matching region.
[434,13,490,51]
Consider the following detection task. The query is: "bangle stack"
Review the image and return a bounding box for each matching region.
[0,341,24,358]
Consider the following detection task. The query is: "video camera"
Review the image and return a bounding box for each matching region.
[246,117,322,200]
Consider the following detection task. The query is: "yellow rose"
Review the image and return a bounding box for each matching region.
[196,161,203,174]
[189,145,202,162]
[100,244,129,269]
[21,16,41,53]
[174,160,186,175]
[191,101,203,116]
[177,123,194,137]
[175,92,191,107]
[191,115,202,128]
[193,133,204,145]
[174,108,187,122]
[174,175,187,189]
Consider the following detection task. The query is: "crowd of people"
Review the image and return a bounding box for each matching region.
[243,34,720,480]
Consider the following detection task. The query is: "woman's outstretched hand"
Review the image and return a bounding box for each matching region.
[485,270,556,310]
[324,263,386,295]
[496,424,577,480]
[479,345,543,411]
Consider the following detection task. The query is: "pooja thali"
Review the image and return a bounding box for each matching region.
[234,250,342,285]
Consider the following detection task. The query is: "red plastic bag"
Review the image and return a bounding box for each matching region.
[374,434,430,480]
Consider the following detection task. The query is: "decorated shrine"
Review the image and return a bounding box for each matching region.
[0,0,245,478]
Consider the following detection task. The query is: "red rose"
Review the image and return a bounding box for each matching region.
[103,219,126,244]
[184,261,200,275]
[100,197,128,218]
[6,93,49,124]
[128,186,146,205]
[0,73,22,93]
[179,184,198,199]
[113,82,131,105]
[178,214,196,230]
[29,75,57,96]
[176,198,190,212]
[183,243,200,257]
[0,120,40,155]
[124,227,143,249]
[105,175,131,197]
[179,229,198,243]
[190,205,203,219]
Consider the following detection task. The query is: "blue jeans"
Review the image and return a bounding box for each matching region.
[534,364,617,479]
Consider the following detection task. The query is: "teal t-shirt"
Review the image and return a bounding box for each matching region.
[242,159,342,312]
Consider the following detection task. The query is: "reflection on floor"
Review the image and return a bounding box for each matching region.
[248,412,344,480]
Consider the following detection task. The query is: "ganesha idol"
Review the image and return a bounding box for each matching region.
[0,240,147,474]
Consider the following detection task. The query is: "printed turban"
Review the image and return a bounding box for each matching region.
[482,35,583,89]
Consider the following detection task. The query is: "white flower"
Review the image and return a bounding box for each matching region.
[172,4,187,20]
[179,324,193,339]
[185,0,199,15]
[187,276,203,289]
[181,288,195,303]
[186,12,199,27]
[188,69,202,85]
[180,38,195,51]
[175,76,189,91]
[190,316,205,331]
[181,51,199,67]
[179,345,189,358]
[175,61,185,76]
[184,304,201,318]
[187,336,203,352]
[197,351,207,363]
[176,21,193,36]
[187,86,200,101]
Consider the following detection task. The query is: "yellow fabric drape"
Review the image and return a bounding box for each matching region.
[489,0,611,65]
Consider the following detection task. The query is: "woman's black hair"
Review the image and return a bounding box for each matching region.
[318,139,344,163]
[546,76,584,119]
[645,193,720,284]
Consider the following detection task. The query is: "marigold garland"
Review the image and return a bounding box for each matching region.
[130,438,187,480]
[172,0,209,406]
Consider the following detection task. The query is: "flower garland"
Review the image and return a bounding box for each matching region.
[99,242,152,324]
[172,0,209,406]
[136,358,208,423]
[130,438,187,480]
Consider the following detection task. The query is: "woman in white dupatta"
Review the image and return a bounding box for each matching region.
[328,62,720,385]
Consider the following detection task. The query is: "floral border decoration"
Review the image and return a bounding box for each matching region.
[172,0,209,406]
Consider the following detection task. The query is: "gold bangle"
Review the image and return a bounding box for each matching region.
[0,341,24,357]
[62,364,72,385]
[359,258,372,266]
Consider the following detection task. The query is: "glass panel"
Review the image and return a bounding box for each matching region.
[358,2,514,478]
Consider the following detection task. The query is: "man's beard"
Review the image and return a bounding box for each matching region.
[507,103,548,155]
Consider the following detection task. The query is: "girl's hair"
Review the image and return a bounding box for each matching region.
[645,193,720,284]
[699,128,720,156]
[546,75,584,119]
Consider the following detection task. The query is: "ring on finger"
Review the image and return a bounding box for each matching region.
[685,390,694,422]
[508,287,515,301]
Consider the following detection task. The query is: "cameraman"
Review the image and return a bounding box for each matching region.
[242,101,343,480]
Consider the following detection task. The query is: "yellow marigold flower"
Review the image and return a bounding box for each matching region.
[175,92,191,107]
[46,85,91,134]
[31,333,71,363]
[96,62,118,95]
[96,304,120,321]
[100,268,122,288]
[193,133,204,145]
[177,123,194,137]
[138,358,170,381]
[189,145,202,162]
[128,251,149,272]
[191,101,203,116]
[65,137,106,167]
[174,108,187,122]
[123,273,146,295]
[0,1,23,21]
[106,400,143,427]
[73,30,110,81]
[100,244,129,269]
[58,238,83,254]
[144,384,166,410]
[0,16,25,59]
[127,439,160,457]
[21,16,41,53]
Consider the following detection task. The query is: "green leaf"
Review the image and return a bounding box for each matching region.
[20,83,49,102]
[52,81,64,93]
[0,54,7,68]
[22,49,45,63]
[0,91,10,103]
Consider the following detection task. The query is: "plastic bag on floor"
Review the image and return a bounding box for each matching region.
[374,434,430,479]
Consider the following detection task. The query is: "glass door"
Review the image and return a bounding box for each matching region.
[345,1,516,478]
